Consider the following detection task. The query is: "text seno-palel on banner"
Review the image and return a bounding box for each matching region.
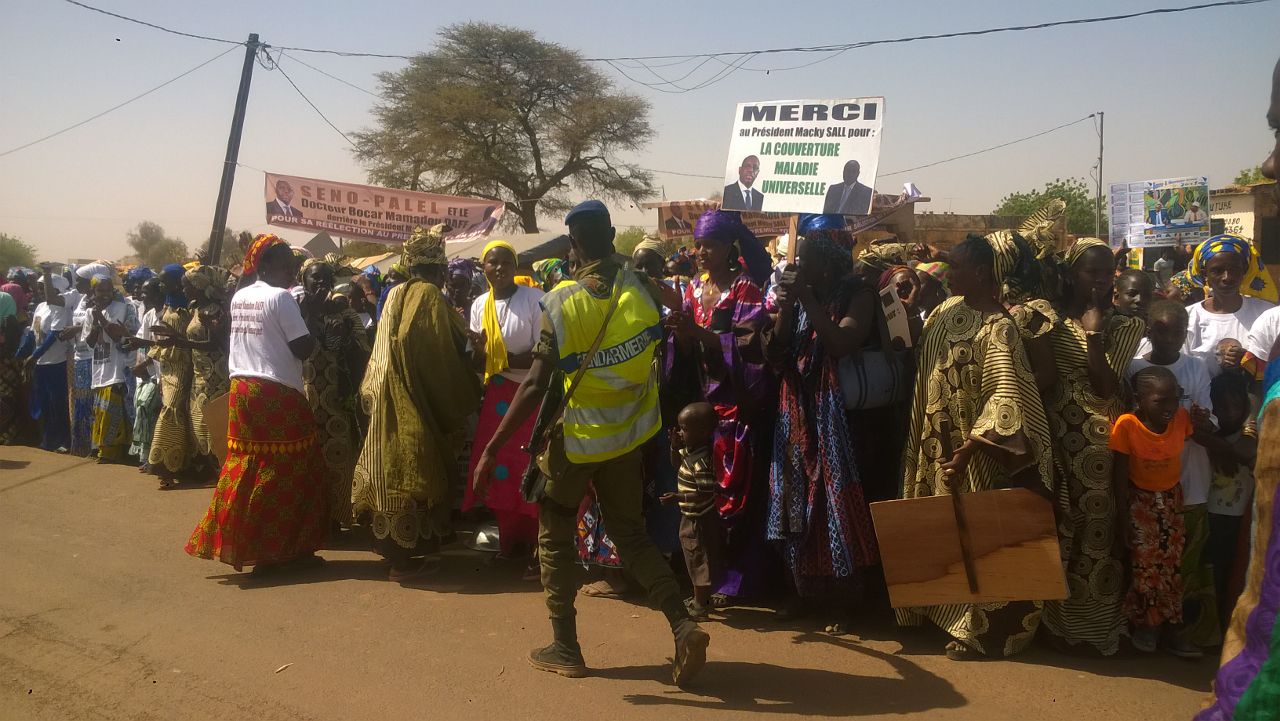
[720,98,884,216]
[264,172,504,244]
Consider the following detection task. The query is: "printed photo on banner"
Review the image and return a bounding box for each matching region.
[264,172,504,245]
[1107,175,1211,248]
[720,98,884,216]
[641,199,791,240]
[1143,176,1210,243]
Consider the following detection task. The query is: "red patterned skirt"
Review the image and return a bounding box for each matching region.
[1123,484,1186,627]
[185,377,329,570]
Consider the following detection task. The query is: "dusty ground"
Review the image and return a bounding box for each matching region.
[1,445,1213,720]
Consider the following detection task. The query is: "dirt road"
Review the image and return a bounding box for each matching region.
[0,446,1211,720]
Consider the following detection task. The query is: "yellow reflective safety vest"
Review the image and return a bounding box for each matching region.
[541,267,662,464]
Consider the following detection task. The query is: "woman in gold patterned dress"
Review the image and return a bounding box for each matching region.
[300,260,371,528]
[1040,238,1146,656]
[145,264,195,488]
[897,233,1055,660]
[179,266,232,479]
[351,225,481,580]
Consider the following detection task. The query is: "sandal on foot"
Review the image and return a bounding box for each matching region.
[581,580,626,598]
[389,556,440,583]
[944,641,983,661]
[709,593,732,609]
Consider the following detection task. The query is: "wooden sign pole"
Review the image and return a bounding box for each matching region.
[939,418,979,594]
[786,214,799,265]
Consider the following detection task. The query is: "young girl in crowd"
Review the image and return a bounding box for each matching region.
[1205,373,1257,623]
[1109,366,1212,656]
[1128,300,1220,651]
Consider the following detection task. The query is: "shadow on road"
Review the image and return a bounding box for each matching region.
[597,634,964,715]
[205,549,544,595]
[1008,644,1213,692]
[0,459,31,470]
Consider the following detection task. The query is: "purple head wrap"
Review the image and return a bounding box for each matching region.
[694,210,771,286]
[448,258,478,277]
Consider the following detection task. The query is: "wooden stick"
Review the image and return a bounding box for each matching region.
[786,214,799,265]
[938,418,979,594]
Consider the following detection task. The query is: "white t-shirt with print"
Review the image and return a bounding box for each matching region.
[85,299,138,388]
[1245,304,1280,362]
[470,285,544,383]
[135,306,163,380]
[1127,353,1216,506]
[31,302,70,366]
[228,281,310,393]
[1184,296,1275,376]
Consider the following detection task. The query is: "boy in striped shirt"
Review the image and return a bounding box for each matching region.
[662,402,722,619]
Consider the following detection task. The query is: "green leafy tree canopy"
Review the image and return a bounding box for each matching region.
[353,22,656,233]
[198,229,248,268]
[127,221,188,270]
[613,227,674,259]
[993,177,1104,236]
[1234,166,1265,185]
[0,233,37,275]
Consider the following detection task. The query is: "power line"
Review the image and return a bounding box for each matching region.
[60,0,242,45]
[0,46,240,159]
[279,52,381,98]
[583,0,1272,62]
[62,0,1272,70]
[269,53,359,149]
[642,168,721,180]
[879,114,1096,177]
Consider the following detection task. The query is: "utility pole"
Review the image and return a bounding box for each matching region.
[1095,111,1105,239]
[207,33,261,267]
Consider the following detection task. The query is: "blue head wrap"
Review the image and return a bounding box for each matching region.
[798,213,848,236]
[160,263,188,309]
[125,267,154,286]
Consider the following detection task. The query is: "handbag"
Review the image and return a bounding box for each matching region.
[839,295,910,410]
[519,275,624,502]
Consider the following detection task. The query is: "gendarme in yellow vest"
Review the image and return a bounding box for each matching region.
[541,267,662,464]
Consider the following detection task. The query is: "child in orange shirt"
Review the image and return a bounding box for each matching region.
[1109,365,1213,655]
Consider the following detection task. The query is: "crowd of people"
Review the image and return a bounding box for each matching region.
[0,60,1277,706]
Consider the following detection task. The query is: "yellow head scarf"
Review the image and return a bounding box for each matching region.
[1189,233,1279,303]
[480,239,519,383]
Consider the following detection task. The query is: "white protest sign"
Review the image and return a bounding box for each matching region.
[720,98,884,216]
[879,285,913,349]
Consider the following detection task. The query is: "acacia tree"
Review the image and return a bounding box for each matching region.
[1235,166,1265,185]
[0,233,37,273]
[127,221,188,269]
[993,177,1103,236]
[353,23,655,232]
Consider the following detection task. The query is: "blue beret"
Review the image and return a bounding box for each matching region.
[565,199,610,226]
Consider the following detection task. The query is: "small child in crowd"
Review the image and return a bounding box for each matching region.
[1205,373,1257,622]
[1114,269,1155,320]
[1109,365,1214,656]
[1127,300,1219,654]
[662,401,722,620]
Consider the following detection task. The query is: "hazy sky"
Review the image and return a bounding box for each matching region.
[3,0,1277,262]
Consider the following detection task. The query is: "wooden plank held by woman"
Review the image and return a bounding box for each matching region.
[869,418,1067,608]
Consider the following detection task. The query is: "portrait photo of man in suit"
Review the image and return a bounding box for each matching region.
[266,179,304,218]
[1147,201,1170,226]
[822,159,873,215]
[722,155,764,211]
